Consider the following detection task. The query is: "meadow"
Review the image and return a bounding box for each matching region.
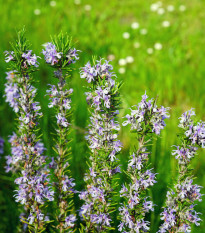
[0,0,205,232]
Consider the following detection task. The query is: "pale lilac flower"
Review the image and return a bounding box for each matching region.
[64,215,76,228]
[4,51,14,62]
[0,138,4,154]
[56,113,69,127]
[42,43,62,65]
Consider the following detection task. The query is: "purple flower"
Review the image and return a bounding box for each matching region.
[0,137,4,154]
[80,61,97,83]
[4,71,20,112]
[56,113,69,127]
[22,50,39,67]
[123,92,170,134]
[80,59,113,83]
[64,214,76,228]
[66,48,80,63]
[42,42,62,65]
[5,49,39,67]
[42,42,79,66]
[4,51,14,62]
[179,109,195,129]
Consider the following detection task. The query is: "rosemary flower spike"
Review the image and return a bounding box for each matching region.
[159,109,205,233]
[118,92,170,232]
[4,29,54,232]
[79,58,122,232]
[42,32,80,232]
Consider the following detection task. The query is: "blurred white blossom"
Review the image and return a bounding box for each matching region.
[118,67,126,74]
[154,43,163,50]
[179,5,186,12]
[84,5,92,11]
[34,9,41,15]
[150,2,161,12]
[134,42,140,48]
[126,56,134,63]
[167,5,174,12]
[147,48,154,54]
[122,32,130,39]
[50,1,56,7]
[118,59,127,66]
[140,28,147,35]
[107,54,115,61]
[162,21,170,28]
[74,0,81,4]
[157,8,165,15]
[131,22,139,29]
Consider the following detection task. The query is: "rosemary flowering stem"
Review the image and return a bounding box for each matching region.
[4,29,54,232]
[42,33,80,232]
[79,58,122,232]
[158,109,205,233]
[118,93,170,232]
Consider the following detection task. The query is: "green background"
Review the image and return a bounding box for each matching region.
[0,0,205,232]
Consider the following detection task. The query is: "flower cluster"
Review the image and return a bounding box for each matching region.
[119,93,169,232]
[123,93,170,134]
[0,137,4,155]
[5,132,46,173]
[42,42,79,66]
[4,30,53,231]
[80,59,113,83]
[79,59,122,232]
[4,71,20,113]
[159,110,204,233]
[15,170,54,224]
[47,84,73,128]
[5,49,39,67]
[4,71,44,174]
[43,34,77,232]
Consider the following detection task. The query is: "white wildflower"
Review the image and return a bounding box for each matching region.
[34,9,41,15]
[126,56,134,63]
[119,67,126,74]
[74,0,81,4]
[154,43,163,50]
[134,42,140,48]
[131,22,139,29]
[140,29,147,35]
[179,5,186,12]
[167,5,174,12]
[150,3,159,12]
[162,21,170,28]
[157,8,165,15]
[84,5,92,11]
[107,54,115,61]
[147,48,153,54]
[118,59,127,66]
[50,1,56,7]
[123,32,130,39]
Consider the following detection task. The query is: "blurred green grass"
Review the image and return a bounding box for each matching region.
[0,0,205,232]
